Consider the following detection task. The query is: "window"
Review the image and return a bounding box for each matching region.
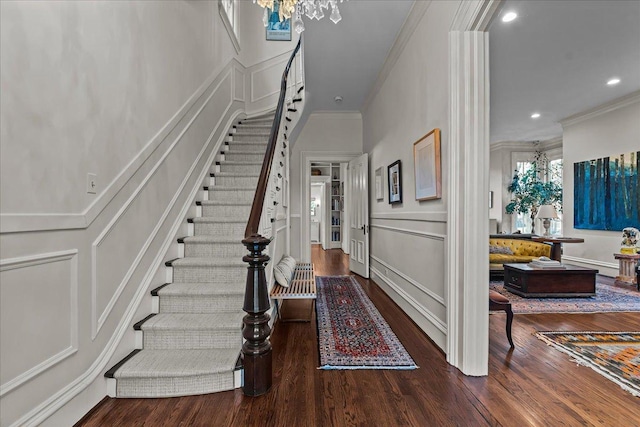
[219,0,240,53]
[514,161,533,233]
[548,158,563,235]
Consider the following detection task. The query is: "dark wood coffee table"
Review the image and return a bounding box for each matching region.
[503,263,598,298]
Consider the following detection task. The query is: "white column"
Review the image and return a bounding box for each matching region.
[447,29,491,376]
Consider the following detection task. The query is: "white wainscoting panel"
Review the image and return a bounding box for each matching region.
[0,250,78,396]
[250,55,289,103]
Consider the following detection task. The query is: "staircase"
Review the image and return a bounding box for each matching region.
[105,114,274,398]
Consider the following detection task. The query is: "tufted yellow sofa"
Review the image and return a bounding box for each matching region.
[489,238,551,272]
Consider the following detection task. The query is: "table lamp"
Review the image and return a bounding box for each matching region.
[536,205,558,237]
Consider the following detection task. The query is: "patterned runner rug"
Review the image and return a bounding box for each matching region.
[490,281,640,314]
[536,332,640,397]
[316,276,417,370]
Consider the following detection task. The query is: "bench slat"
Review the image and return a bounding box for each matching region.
[270,263,316,300]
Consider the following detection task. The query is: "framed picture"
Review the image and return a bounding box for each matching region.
[266,2,292,41]
[413,128,442,201]
[388,160,402,204]
[375,167,384,201]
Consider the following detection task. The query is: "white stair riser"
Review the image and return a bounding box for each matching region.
[234,129,271,136]
[194,221,246,235]
[214,176,259,187]
[142,329,242,350]
[184,241,247,257]
[115,373,235,398]
[159,294,244,313]
[172,265,246,283]
[219,164,262,174]
[224,152,265,162]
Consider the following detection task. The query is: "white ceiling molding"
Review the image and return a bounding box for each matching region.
[560,90,640,128]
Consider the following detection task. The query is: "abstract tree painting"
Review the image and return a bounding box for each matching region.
[574,151,640,230]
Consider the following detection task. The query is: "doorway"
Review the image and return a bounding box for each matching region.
[309,162,347,253]
[300,152,361,264]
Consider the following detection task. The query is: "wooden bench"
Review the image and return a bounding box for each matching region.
[270,263,316,322]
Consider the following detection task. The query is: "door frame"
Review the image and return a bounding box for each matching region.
[300,151,362,263]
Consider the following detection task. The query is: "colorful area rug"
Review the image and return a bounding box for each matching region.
[315,276,417,370]
[490,281,640,314]
[536,332,640,397]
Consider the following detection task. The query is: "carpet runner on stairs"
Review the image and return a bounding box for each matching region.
[105,114,273,398]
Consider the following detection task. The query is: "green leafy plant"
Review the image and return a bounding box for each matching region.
[505,151,562,233]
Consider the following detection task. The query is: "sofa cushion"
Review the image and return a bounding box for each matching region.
[490,245,513,254]
[489,238,551,257]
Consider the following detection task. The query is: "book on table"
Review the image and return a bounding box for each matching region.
[528,257,565,269]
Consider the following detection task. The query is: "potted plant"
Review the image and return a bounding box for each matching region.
[505,151,562,234]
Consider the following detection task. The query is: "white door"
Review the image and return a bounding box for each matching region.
[349,154,369,278]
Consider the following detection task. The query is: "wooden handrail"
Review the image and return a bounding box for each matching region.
[240,36,302,397]
[245,36,302,238]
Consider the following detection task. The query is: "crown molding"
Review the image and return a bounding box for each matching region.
[362,1,432,113]
[490,136,562,153]
[560,90,640,128]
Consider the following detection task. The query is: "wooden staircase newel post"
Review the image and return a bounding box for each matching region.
[241,233,272,396]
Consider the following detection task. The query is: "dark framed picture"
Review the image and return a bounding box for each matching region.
[266,2,292,41]
[388,160,402,204]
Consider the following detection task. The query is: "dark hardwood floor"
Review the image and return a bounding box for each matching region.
[78,247,640,426]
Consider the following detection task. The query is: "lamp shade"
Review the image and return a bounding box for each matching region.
[536,204,558,219]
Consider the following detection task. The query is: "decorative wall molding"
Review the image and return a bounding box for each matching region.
[91,70,233,339]
[250,51,291,103]
[370,266,447,335]
[362,1,432,113]
[0,250,78,397]
[370,255,445,305]
[370,224,445,241]
[232,65,245,102]
[560,90,640,128]
[370,211,447,223]
[0,62,235,234]
[562,255,618,271]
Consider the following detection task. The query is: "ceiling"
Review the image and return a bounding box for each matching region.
[302,0,414,112]
[300,0,640,143]
[489,0,640,143]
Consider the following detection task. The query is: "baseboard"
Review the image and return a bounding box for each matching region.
[370,266,447,350]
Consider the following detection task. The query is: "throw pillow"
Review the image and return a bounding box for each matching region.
[489,245,513,255]
[274,255,296,287]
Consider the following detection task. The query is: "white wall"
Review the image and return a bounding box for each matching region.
[0,1,295,425]
[290,112,363,259]
[362,0,461,351]
[562,95,640,277]
[237,0,297,68]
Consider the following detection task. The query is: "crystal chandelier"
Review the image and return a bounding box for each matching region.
[254,0,347,33]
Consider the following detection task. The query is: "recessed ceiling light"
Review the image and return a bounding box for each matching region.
[502,11,517,23]
[334,96,343,103]
[531,113,541,119]
[607,78,621,86]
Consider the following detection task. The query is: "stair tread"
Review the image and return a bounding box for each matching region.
[198,200,251,206]
[225,150,266,154]
[170,257,246,267]
[157,282,244,296]
[218,161,263,165]
[182,235,245,243]
[140,312,244,330]
[112,349,240,378]
[213,172,260,177]
[208,186,256,191]
[191,217,247,223]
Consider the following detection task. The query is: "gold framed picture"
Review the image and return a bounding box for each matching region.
[413,128,442,201]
